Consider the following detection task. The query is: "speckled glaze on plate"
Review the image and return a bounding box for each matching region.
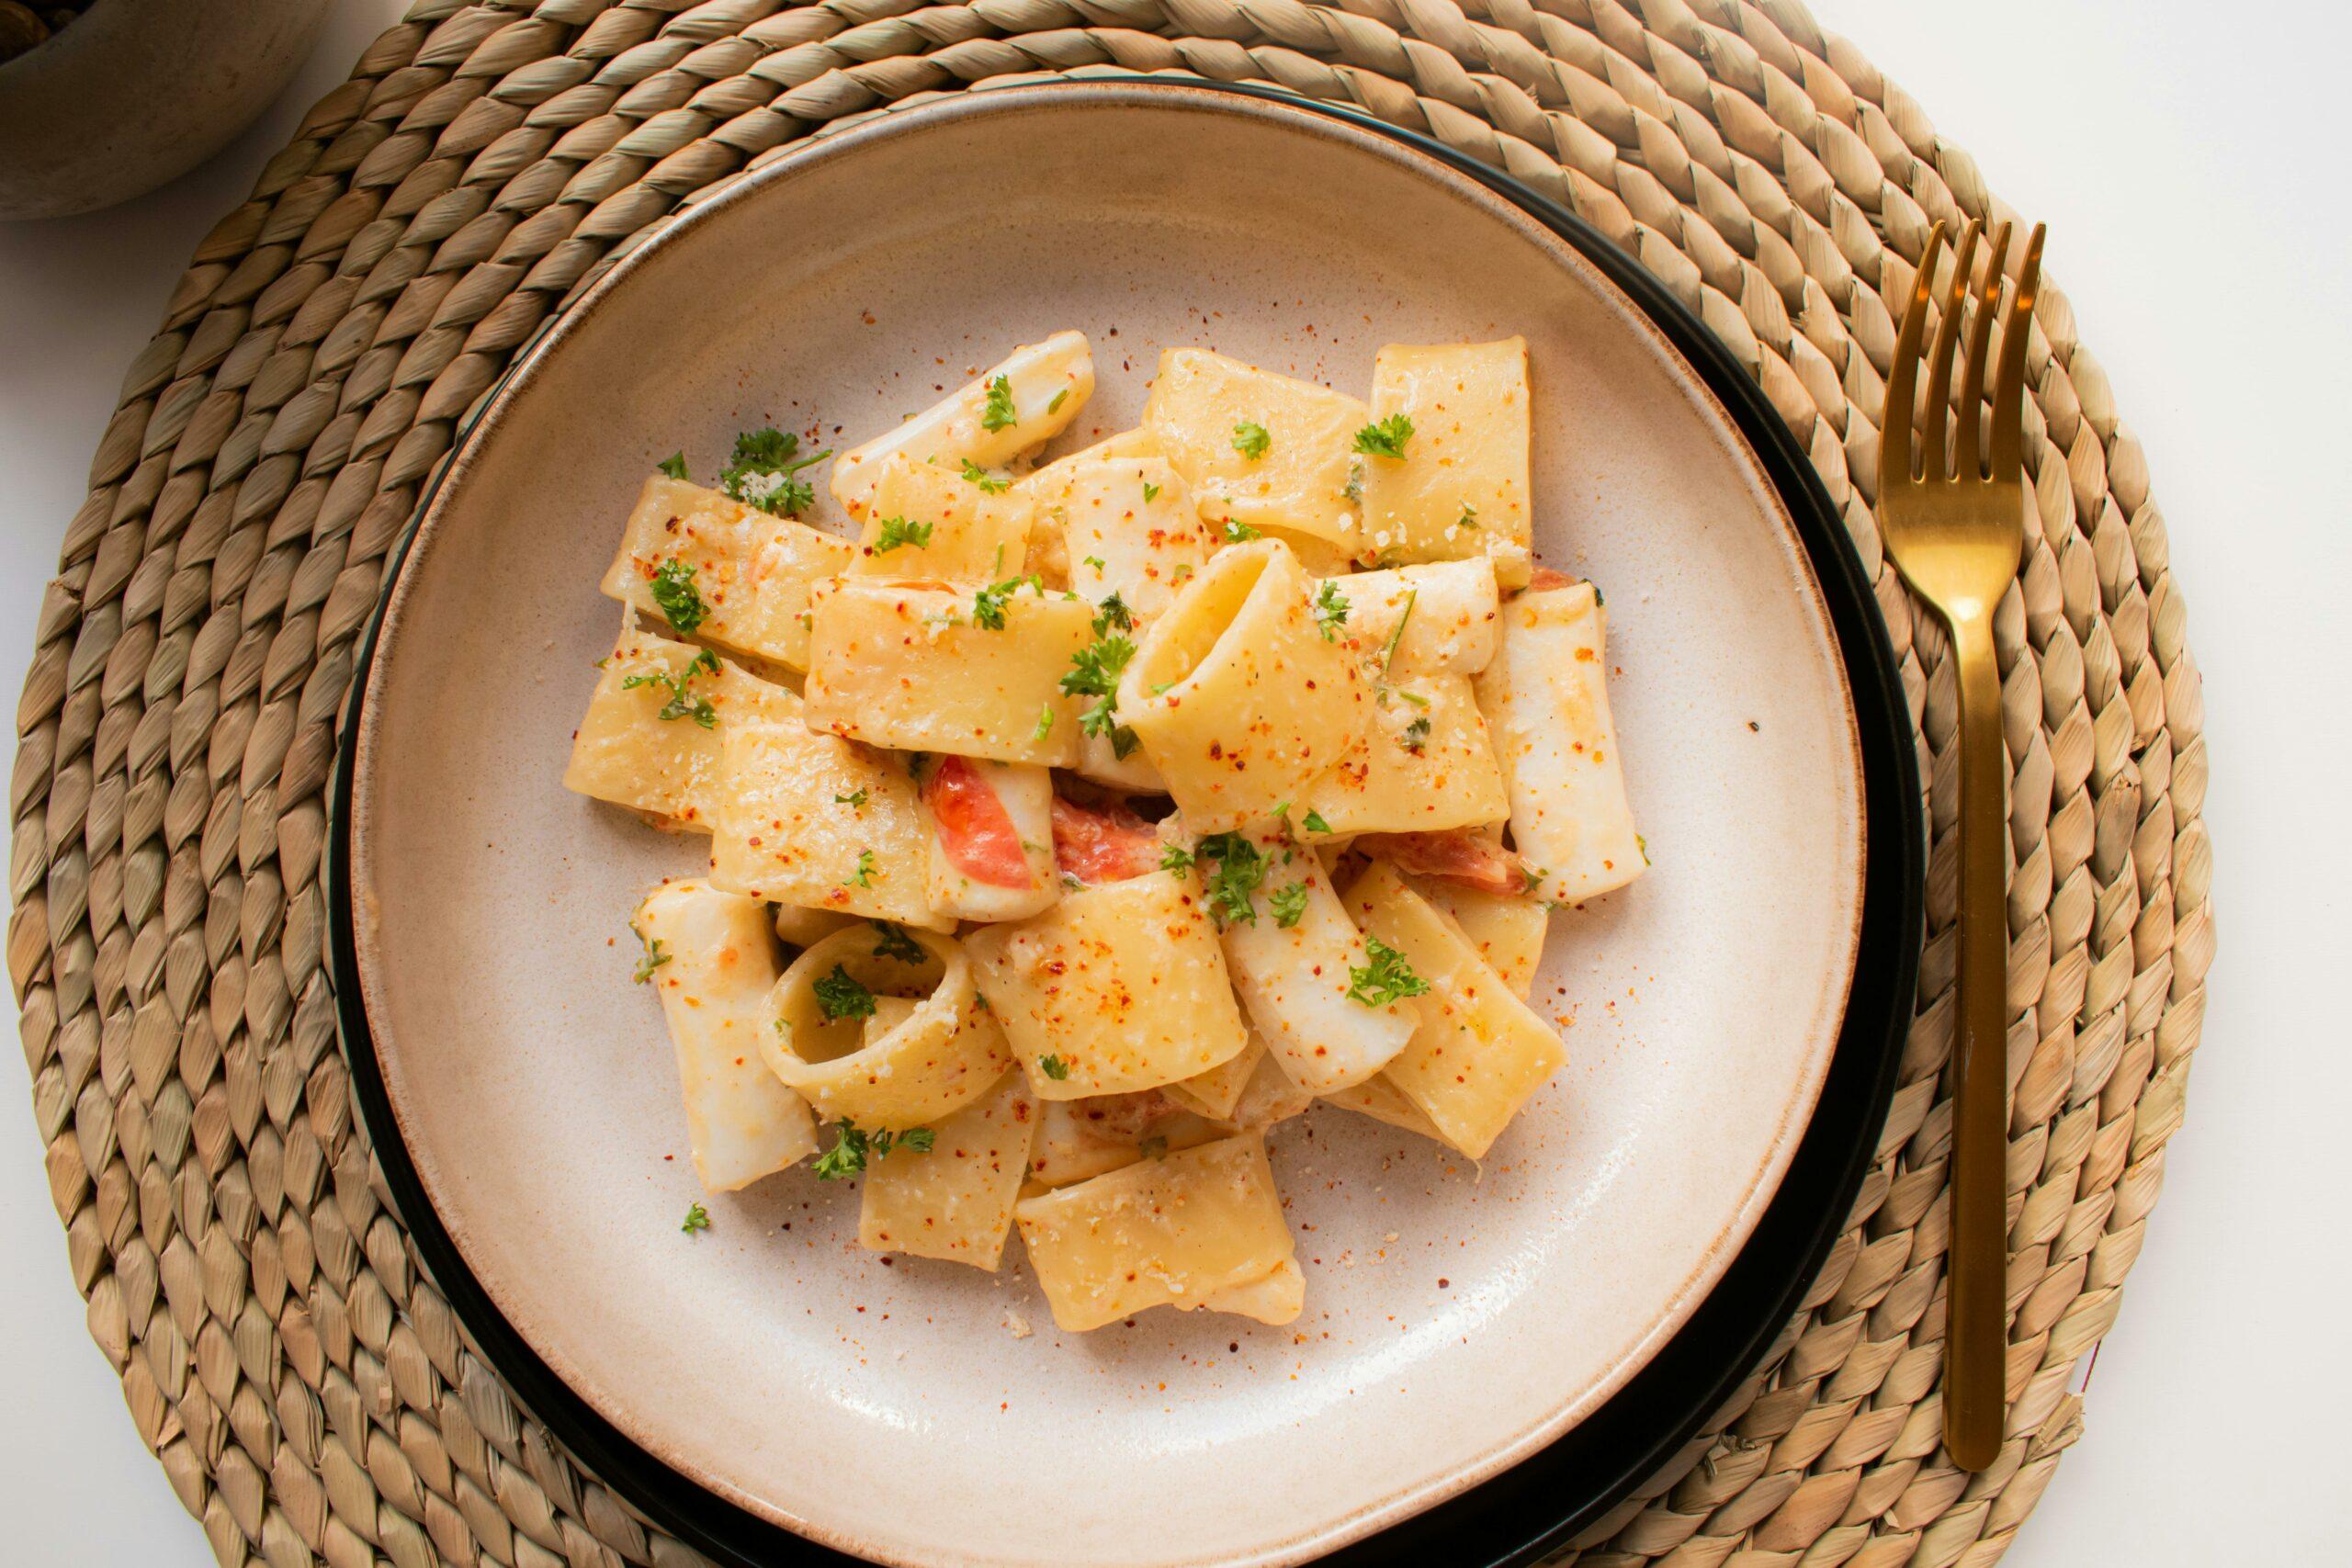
[343,84,1868,1568]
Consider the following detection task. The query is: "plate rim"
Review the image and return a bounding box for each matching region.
[324,75,1923,1568]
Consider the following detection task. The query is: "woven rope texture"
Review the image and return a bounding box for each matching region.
[7,2,2211,1565]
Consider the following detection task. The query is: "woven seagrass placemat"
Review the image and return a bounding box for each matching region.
[8,1,2211,1563]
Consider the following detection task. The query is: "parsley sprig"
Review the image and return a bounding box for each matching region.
[813,1118,936,1180]
[649,558,707,636]
[1313,581,1350,641]
[1268,881,1310,929]
[1231,421,1271,460]
[681,1201,710,1235]
[633,936,672,983]
[972,574,1042,631]
[872,515,934,554]
[980,375,1017,432]
[1348,936,1431,1007]
[1352,413,1415,459]
[1060,597,1141,757]
[720,427,830,516]
[657,452,689,480]
[1038,1055,1070,1082]
[870,921,924,963]
[621,647,720,728]
[960,457,1011,492]
[813,964,877,1021]
[1194,832,1269,927]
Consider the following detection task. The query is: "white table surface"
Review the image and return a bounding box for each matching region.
[3,2,2345,1562]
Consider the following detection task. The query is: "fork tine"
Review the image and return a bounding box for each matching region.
[1881,220,1946,494]
[1952,221,2010,479]
[1988,223,2046,481]
[1919,219,1980,481]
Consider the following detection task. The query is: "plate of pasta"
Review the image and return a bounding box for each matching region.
[333,82,1919,1568]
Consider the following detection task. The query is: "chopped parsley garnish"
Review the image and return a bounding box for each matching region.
[1222,520,1262,543]
[1268,881,1310,929]
[813,1118,935,1180]
[972,575,1041,630]
[1091,593,1135,635]
[1038,1055,1070,1081]
[960,457,1011,492]
[871,515,934,554]
[633,936,671,983]
[847,850,878,888]
[870,921,924,963]
[620,646,720,728]
[1455,503,1479,531]
[1082,555,1107,570]
[1313,581,1350,641]
[1033,704,1055,742]
[657,451,689,480]
[1195,832,1269,927]
[1110,726,1141,759]
[1231,421,1271,460]
[649,558,707,635]
[1343,462,1365,504]
[1302,808,1332,835]
[1637,833,1650,865]
[1061,630,1136,741]
[1348,936,1431,1008]
[980,375,1017,432]
[813,964,877,1021]
[1401,716,1432,751]
[720,427,830,516]
[1159,843,1194,874]
[1046,387,1069,414]
[1352,412,1415,459]
[680,1201,709,1235]
[1142,481,1161,502]
[835,789,868,807]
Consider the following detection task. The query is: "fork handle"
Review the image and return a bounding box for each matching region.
[1945,619,2009,1470]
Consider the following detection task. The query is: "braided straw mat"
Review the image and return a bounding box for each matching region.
[7,0,2212,1563]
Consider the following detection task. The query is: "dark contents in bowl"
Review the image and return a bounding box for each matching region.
[0,2,92,65]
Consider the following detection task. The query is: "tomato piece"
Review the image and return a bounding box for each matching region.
[1359,829,1533,896]
[1050,795,1163,886]
[923,757,1034,889]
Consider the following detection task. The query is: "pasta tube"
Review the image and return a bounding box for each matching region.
[760,925,1010,1129]
[858,1067,1039,1269]
[707,693,947,931]
[1117,538,1368,831]
[831,331,1094,517]
[1339,861,1563,1159]
[599,475,853,669]
[633,883,817,1190]
[965,870,1251,1100]
[1204,829,1420,1093]
[848,451,1033,584]
[1355,339,1533,587]
[1014,1133,1297,1332]
[1141,347,1366,548]
[802,576,1093,766]
[1473,580,1645,904]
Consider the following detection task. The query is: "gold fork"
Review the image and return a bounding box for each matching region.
[1880,216,2045,1472]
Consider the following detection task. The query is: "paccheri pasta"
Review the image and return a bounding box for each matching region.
[566,329,1647,1333]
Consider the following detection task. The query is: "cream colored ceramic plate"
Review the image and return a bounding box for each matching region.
[345,83,1865,1568]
